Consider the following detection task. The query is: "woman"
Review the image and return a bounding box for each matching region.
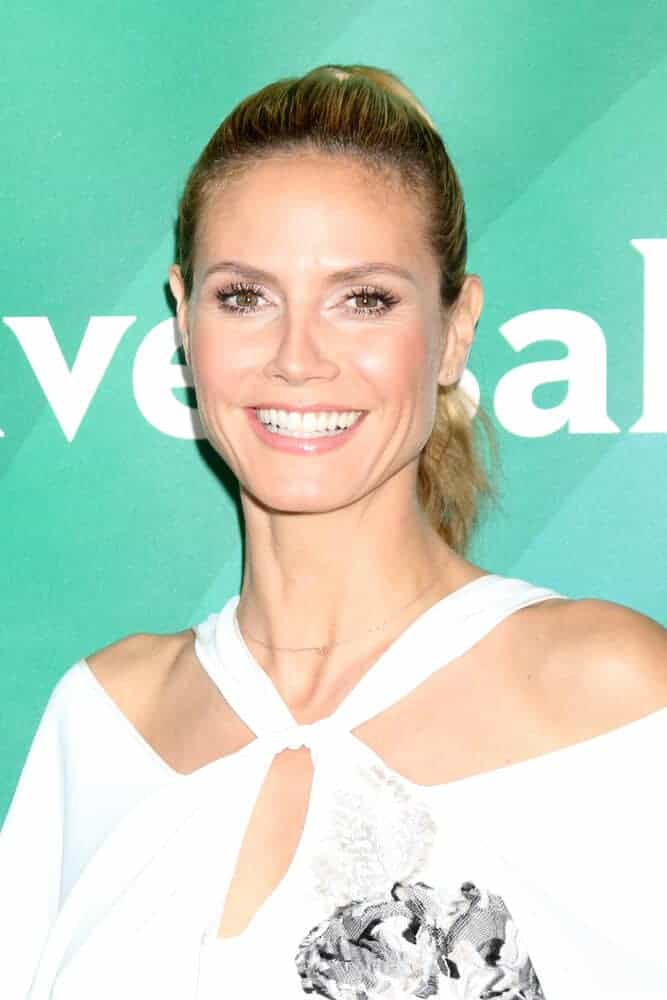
[2,64,665,1000]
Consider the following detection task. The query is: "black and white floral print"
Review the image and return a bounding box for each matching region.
[294,878,546,999]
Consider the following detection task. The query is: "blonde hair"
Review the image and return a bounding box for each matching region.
[175,63,498,554]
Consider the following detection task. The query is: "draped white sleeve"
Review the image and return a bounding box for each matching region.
[0,663,182,1000]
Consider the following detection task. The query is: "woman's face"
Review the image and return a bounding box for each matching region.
[169,153,480,515]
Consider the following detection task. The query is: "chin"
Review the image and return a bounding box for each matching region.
[246,481,356,515]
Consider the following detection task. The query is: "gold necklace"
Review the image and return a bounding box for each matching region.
[235,574,441,656]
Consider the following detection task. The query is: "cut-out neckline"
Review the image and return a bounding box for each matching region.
[202,572,502,942]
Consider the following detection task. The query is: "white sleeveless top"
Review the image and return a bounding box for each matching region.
[2,573,666,1000]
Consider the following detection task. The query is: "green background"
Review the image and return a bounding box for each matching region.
[2,0,666,818]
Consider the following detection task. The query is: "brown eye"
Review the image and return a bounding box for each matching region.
[348,285,399,317]
[352,291,382,310]
[215,282,266,315]
[234,290,260,310]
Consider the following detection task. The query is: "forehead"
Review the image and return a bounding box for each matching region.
[195,153,434,279]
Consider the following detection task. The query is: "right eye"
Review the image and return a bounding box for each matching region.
[215,281,267,315]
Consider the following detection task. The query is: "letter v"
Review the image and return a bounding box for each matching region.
[3,316,135,441]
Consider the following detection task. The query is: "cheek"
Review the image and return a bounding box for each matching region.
[190,321,251,400]
[358,331,434,409]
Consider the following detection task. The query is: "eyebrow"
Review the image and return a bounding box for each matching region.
[201,259,416,286]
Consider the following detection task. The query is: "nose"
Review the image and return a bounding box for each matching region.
[262,314,339,384]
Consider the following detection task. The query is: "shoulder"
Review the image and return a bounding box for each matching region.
[84,628,194,717]
[524,595,667,734]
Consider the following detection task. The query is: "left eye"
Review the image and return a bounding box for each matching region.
[347,287,399,316]
[350,292,384,312]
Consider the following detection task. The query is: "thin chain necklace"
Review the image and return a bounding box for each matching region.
[234,574,441,656]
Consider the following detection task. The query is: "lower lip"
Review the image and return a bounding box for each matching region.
[246,408,367,454]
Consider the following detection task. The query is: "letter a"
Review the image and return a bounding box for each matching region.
[494,309,621,437]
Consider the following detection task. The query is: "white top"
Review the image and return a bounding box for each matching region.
[1,572,665,1000]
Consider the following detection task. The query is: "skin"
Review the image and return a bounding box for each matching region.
[88,151,667,938]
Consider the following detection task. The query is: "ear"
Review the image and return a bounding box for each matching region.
[168,265,191,364]
[437,274,483,387]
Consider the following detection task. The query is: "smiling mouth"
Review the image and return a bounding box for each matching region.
[254,407,364,437]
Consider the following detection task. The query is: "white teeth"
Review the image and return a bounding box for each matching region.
[256,408,363,436]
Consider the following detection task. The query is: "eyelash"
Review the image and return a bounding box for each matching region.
[214,281,400,317]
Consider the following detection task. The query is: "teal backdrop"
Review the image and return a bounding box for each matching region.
[2,1,666,818]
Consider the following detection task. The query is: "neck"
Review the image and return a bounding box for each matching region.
[235,478,480,710]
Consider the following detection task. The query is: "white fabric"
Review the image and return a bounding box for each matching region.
[1,572,665,999]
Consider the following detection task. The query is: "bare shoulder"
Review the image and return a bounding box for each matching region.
[85,628,194,714]
[523,595,667,735]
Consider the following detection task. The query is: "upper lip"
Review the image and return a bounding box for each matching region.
[249,403,365,412]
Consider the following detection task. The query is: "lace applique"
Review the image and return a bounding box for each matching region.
[310,762,437,911]
[295,879,547,999]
